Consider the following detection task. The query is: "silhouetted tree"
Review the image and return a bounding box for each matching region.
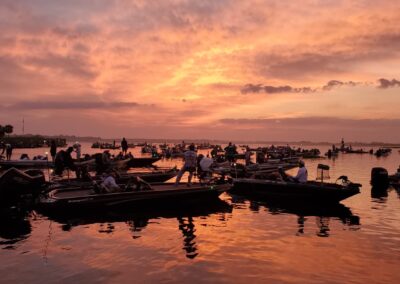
[0,124,13,138]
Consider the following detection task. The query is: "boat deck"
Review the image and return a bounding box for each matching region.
[52,183,214,199]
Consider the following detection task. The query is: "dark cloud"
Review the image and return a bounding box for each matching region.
[2,100,142,110]
[377,78,400,89]
[253,30,400,80]
[241,83,312,94]
[322,80,357,91]
[241,80,364,94]
[254,52,348,80]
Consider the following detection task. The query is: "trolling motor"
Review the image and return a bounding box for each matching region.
[317,164,330,184]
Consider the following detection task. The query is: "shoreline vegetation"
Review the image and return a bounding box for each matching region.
[2,134,400,148]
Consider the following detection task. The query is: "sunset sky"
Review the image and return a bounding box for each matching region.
[1,0,400,142]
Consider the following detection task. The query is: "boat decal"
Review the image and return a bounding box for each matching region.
[68,198,94,203]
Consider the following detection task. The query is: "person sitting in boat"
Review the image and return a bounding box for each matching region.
[211,146,218,158]
[293,160,308,183]
[197,154,215,182]
[279,160,308,183]
[20,153,30,160]
[50,140,57,161]
[99,171,122,193]
[124,152,134,159]
[256,151,265,164]
[175,144,197,186]
[102,150,111,165]
[33,155,47,160]
[116,151,124,160]
[76,165,91,181]
[54,147,76,176]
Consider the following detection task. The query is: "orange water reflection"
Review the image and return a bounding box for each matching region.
[1,143,400,283]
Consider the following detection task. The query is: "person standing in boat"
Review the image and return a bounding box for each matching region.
[5,143,13,161]
[121,137,128,155]
[245,146,252,166]
[211,145,218,159]
[0,142,5,159]
[256,150,265,164]
[224,142,236,163]
[73,142,82,160]
[175,143,197,186]
[50,140,57,161]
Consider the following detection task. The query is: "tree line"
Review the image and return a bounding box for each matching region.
[0,124,14,138]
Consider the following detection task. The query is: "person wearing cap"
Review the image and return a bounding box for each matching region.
[175,143,197,186]
[100,171,121,193]
[279,160,308,183]
[293,160,308,183]
[73,141,82,160]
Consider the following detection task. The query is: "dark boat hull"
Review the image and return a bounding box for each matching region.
[0,159,95,169]
[39,183,231,211]
[231,179,360,203]
[49,169,178,189]
[0,160,53,169]
[0,168,46,201]
[127,157,161,168]
[39,198,233,225]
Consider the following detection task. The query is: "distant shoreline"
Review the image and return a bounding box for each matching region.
[5,134,400,147]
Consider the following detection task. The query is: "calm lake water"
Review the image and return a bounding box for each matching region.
[1,143,399,283]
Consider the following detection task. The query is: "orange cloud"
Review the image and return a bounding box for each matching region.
[1,0,400,141]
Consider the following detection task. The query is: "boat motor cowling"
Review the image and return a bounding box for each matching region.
[370,167,389,189]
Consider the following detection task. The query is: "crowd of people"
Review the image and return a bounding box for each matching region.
[1,138,310,193]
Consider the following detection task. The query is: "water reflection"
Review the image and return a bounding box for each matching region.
[371,186,389,199]
[230,194,360,237]
[0,207,32,250]
[178,217,198,259]
[40,199,232,259]
[390,184,400,199]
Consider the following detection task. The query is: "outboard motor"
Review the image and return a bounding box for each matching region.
[370,167,389,189]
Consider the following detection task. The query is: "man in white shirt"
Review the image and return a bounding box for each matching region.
[73,142,82,160]
[293,160,308,183]
[197,154,215,183]
[100,172,121,193]
[279,160,308,183]
[175,144,197,186]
